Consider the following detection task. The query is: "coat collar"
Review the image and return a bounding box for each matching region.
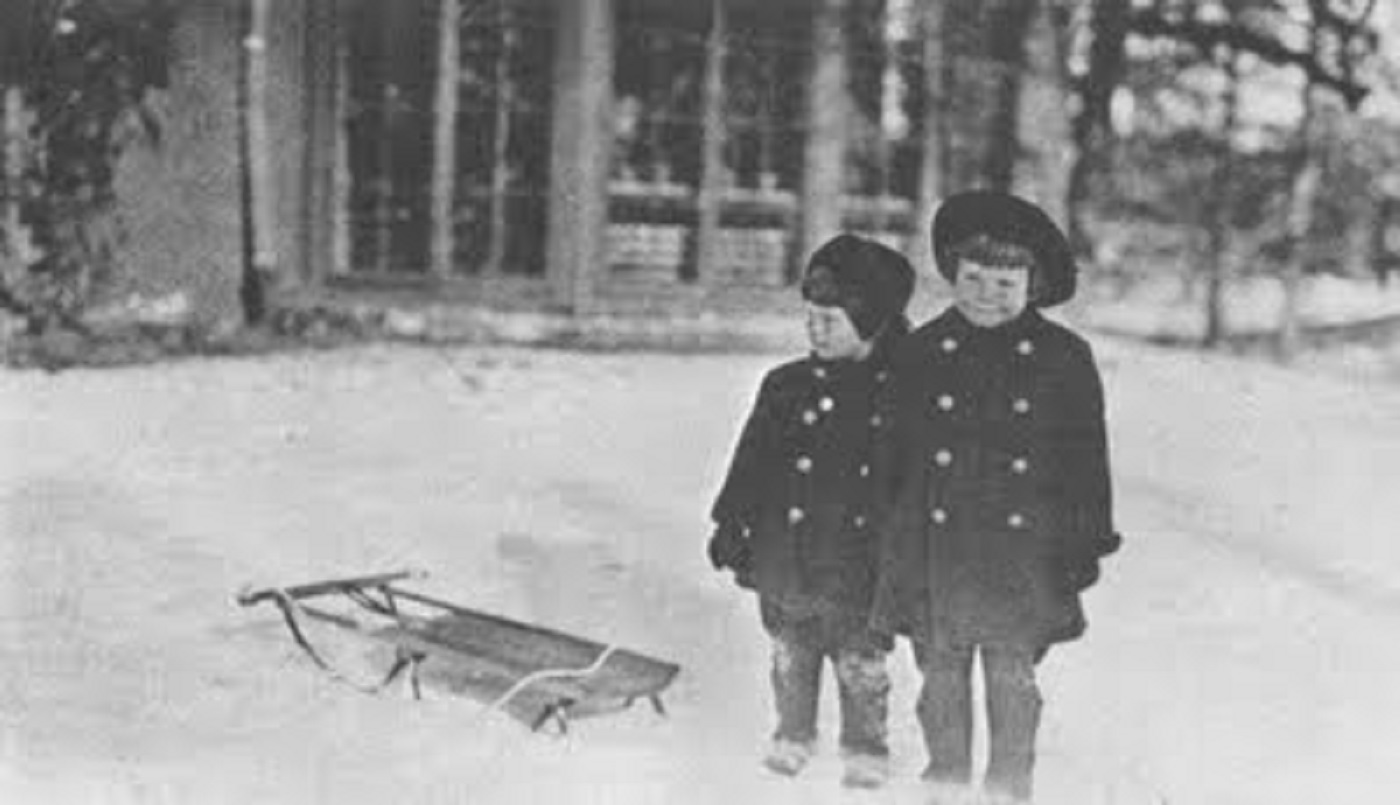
[938,306,1044,344]
[805,319,905,377]
[804,353,879,382]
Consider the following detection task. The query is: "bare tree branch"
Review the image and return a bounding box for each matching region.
[1128,8,1372,108]
[1313,0,1379,34]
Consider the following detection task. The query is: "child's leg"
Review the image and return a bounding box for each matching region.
[914,641,976,785]
[833,640,892,789]
[981,645,1043,802]
[768,618,824,747]
[833,644,891,758]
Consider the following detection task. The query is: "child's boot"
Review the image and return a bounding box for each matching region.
[840,753,889,789]
[922,774,976,805]
[980,788,1031,805]
[762,738,814,777]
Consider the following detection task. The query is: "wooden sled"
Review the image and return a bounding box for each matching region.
[237,570,681,734]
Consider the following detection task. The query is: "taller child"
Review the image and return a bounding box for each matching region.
[872,191,1121,804]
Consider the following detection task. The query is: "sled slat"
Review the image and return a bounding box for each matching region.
[383,587,678,692]
[237,570,420,607]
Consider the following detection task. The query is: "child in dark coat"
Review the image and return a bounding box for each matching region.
[708,234,914,789]
[872,191,1121,804]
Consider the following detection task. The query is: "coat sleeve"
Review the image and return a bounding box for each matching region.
[1055,341,1121,586]
[710,372,781,529]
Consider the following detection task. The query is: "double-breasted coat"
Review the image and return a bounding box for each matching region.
[711,344,901,622]
[871,307,1120,650]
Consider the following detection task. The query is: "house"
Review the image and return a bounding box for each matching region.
[111,0,934,334]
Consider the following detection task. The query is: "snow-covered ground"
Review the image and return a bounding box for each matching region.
[2,337,1399,804]
[1076,273,1400,383]
[1081,274,1400,341]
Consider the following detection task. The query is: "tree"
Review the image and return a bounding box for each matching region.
[910,0,950,272]
[1014,0,1079,223]
[980,0,1040,190]
[1,0,47,324]
[1201,46,1241,348]
[1068,0,1130,256]
[0,0,174,336]
[1276,0,1380,359]
[801,0,850,263]
[1067,0,1383,347]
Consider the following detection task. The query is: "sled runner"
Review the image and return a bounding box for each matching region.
[237,570,681,733]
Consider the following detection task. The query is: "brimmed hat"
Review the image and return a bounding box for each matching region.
[932,190,1077,307]
[802,234,916,340]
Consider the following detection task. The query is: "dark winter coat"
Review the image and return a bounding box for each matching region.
[711,344,901,620]
[871,307,1120,650]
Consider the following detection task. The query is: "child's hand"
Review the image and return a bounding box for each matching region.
[707,525,751,573]
[1062,531,1120,591]
[1066,559,1099,591]
[1060,554,1101,592]
[732,561,756,590]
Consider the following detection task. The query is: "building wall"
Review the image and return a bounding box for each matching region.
[89,0,1079,328]
[264,0,313,288]
[111,0,246,331]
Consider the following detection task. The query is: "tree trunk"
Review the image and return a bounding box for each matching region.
[1067,0,1129,257]
[1,86,41,330]
[1278,117,1319,361]
[1372,196,1399,284]
[801,0,849,265]
[1277,12,1328,362]
[545,0,614,312]
[1344,191,1381,279]
[942,0,985,192]
[429,0,461,279]
[2,86,24,263]
[980,0,1036,191]
[1334,115,1377,284]
[695,0,728,286]
[0,0,42,87]
[0,0,39,258]
[240,0,277,323]
[485,3,516,276]
[1202,49,1240,350]
[1013,0,1074,224]
[910,0,949,274]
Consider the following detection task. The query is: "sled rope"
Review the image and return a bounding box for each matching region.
[482,642,622,717]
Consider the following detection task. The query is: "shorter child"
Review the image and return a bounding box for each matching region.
[708,234,914,789]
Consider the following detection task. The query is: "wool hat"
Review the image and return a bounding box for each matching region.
[931,190,1078,307]
[801,234,916,340]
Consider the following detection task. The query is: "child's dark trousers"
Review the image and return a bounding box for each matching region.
[914,641,1042,801]
[763,601,890,758]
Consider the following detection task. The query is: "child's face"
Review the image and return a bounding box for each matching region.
[952,259,1031,328]
[806,303,871,361]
